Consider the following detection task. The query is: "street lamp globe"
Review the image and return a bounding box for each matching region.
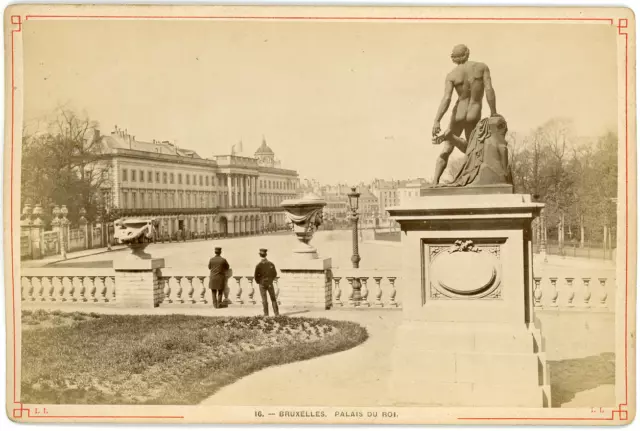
[347,187,360,212]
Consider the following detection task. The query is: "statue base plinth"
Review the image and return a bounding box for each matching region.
[421,183,513,196]
[387,193,549,407]
[113,244,165,308]
[279,257,332,310]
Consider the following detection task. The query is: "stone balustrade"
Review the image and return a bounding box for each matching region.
[20,267,615,313]
[20,269,117,304]
[157,269,279,307]
[532,273,616,311]
[331,270,401,308]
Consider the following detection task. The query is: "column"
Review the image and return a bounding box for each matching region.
[244,176,249,207]
[252,176,257,207]
[238,175,245,207]
[227,174,233,208]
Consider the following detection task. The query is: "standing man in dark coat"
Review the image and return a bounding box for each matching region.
[208,247,229,308]
[254,248,280,317]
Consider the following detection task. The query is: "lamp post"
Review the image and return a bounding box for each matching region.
[348,187,361,268]
[347,187,362,305]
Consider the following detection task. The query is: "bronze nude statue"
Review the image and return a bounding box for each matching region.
[431,44,499,186]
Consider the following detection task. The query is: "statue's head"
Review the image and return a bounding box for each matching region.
[451,44,470,64]
[487,115,508,137]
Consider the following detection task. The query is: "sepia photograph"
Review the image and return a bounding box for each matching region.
[3,3,636,425]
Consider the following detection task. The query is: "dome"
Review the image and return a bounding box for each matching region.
[254,137,275,156]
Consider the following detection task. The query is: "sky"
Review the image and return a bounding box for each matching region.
[22,19,618,184]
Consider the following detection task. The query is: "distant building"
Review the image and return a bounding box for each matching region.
[98,126,299,237]
[371,179,400,220]
[398,178,428,206]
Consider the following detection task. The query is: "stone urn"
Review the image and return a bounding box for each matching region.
[126,241,152,260]
[280,193,326,259]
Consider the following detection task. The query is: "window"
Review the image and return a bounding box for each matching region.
[178,173,182,184]
[132,192,137,208]
[132,170,137,182]
[147,171,152,182]
[122,169,128,181]
[193,175,196,185]
[206,176,209,186]
[186,175,190,185]
[199,175,203,186]
[140,192,146,208]
[123,191,128,208]
[163,173,168,184]
[170,173,174,184]
[148,194,152,208]
[212,176,216,186]
[140,170,144,182]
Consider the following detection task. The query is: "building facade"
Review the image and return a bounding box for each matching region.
[100,127,299,238]
[370,179,400,220]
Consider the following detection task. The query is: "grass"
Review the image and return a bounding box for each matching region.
[548,352,615,407]
[21,311,368,405]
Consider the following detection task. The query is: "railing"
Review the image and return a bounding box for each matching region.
[120,208,220,216]
[532,274,615,311]
[21,269,117,303]
[331,270,401,308]
[157,269,279,307]
[20,267,616,313]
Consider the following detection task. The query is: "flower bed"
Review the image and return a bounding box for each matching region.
[21,310,368,404]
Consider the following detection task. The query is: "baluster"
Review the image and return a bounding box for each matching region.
[598,278,608,308]
[98,276,108,302]
[548,277,558,307]
[360,277,370,306]
[582,277,591,308]
[274,277,281,304]
[233,275,242,304]
[87,276,97,302]
[185,276,196,304]
[20,277,26,301]
[47,276,55,302]
[346,277,355,306]
[59,276,67,302]
[69,277,77,302]
[26,277,35,301]
[388,277,398,307]
[373,276,384,307]
[533,277,542,308]
[37,277,46,301]
[565,277,575,307]
[161,277,171,304]
[246,276,256,304]
[54,276,63,302]
[197,276,208,304]
[333,277,343,307]
[172,276,182,303]
[110,276,116,302]
[79,277,88,302]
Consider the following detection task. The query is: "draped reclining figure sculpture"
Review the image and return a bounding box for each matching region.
[432,114,513,188]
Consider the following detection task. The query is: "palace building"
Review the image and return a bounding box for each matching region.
[99,126,299,237]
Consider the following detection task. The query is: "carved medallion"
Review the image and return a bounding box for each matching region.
[428,240,502,300]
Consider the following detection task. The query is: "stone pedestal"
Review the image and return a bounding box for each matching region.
[278,258,332,310]
[113,244,165,308]
[387,192,550,407]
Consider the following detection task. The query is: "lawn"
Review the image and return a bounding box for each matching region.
[21,309,368,405]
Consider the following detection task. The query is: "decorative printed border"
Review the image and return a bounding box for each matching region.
[7,12,631,423]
